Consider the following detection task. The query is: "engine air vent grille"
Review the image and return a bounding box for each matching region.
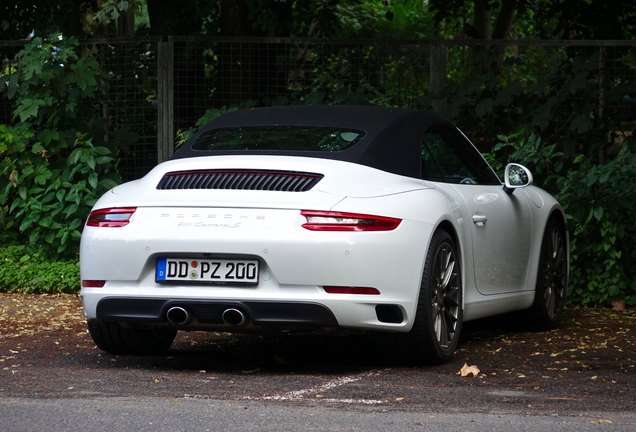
[157,169,323,192]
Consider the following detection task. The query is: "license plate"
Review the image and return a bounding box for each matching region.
[156,257,259,285]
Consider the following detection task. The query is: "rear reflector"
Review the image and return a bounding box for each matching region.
[82,280,106,288]
[301,210,401,231]
[323,286,381,295]
[86,207,136,227]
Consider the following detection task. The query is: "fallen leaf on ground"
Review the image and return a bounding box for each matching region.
[458,363,480,377]
[611,299,625,312]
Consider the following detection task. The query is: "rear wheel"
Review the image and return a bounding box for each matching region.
[526,217,568,330]
[403,230,463,365]
[87,320,177,355]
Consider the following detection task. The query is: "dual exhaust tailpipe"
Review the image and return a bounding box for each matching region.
[166,306,247,327]
[166,306,190,325]
[221,308,247,326]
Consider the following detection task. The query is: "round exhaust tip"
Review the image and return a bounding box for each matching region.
[222,308,247,326]
[166,306,190,325]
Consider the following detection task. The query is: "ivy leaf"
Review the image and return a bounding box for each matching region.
[34,174,49,186]
[593,207,604,221]
[475,98,495,117]
[38,129,61,146]
[570,114,592,133]
[7,73,19,100]
[15,98,45,122]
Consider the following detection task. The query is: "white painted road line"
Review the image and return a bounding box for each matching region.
[241,369,389,405]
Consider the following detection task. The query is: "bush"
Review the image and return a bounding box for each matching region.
[0,245,79,293]
[0,33,124,258]
[488,129,636,307]
[557,145,636,306]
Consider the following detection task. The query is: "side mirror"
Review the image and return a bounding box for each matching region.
[504,163,533,195]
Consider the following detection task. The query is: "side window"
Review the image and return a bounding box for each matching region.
[420,133,445,182]
[421,126,499,185]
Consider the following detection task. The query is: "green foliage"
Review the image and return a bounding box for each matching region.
[0,34,123,258]
[433,41,635,306]
[485,129,564,192]
[176,102,255,149]
[93,0,131,26]
[334,0,434,38]
[429,43,635,163]
[0,245,79,293]
[557,144,636,307]
[1,129,119,256]
[488,130,636,307]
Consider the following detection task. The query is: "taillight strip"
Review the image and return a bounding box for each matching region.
[301,210,401,232]
[86,207,137,227]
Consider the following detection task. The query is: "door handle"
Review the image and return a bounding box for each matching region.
[472,213,488,226]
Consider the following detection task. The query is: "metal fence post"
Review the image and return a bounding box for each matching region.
[429,42,448,110]
[157,38,174,163]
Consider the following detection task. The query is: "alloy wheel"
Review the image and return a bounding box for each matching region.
[431,242,461,348]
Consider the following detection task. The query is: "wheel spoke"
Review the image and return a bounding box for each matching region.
[433,310,442,342]
[550,228,560,259]
[443,308,456,337]
[544,285,555,316]
[431,241,460,346]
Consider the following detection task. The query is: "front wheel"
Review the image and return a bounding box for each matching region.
[87,320,177,355]
[403,230,463,365]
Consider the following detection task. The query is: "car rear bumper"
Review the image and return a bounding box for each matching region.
[93,297,339,327]
[81,289,412,332]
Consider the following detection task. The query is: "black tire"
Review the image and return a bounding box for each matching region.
[526,217,568,330]
[87,320,177,355]
[403,230,463,365]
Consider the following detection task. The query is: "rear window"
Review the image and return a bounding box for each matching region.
[191,126,364,152]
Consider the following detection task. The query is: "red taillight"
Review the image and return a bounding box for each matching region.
[301,210,401,231]
[82,280,106,288]
[323,286,381,295]
[86,207,136,227]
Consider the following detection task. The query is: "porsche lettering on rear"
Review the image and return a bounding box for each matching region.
[176,221,242,229]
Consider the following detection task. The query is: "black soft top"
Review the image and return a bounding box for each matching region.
[172,105,453,178]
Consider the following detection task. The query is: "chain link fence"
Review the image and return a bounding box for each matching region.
[2,37,635,180]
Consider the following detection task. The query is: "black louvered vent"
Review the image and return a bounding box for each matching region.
[157,169,323,192]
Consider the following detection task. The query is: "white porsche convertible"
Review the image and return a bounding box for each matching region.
[80,105,569,364]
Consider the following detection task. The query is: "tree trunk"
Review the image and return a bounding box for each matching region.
[493,0,516,39]
[147,0,198,36]
[219,0,252,36]
[473,0,492,39]
[117,5,135,37]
